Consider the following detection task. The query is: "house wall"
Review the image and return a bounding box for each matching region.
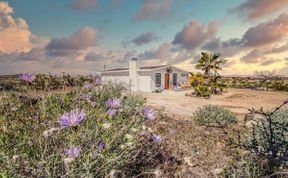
[148,68,188,91]
[138,75,152,92]
[101,67,188,92]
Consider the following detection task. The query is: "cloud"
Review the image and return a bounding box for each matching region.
[138,42,193,64]
[266,43,288,54]
[69,0,98,11]
[240,49,268,63]
[134,0,174,21]
[230,0,288,20]
[201,38,242,57]
[201,13,288,62]
[260,58,280,66]
[241,13,288,47]
[0,1,31,53]
[46,27,97,57]
[172,20,218,50]
[123,32,158,46]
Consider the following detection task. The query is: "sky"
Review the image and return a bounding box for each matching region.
[0,0,288,75]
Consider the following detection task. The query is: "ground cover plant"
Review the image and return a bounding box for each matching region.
[0,78,181,177]
[194,105,238,128]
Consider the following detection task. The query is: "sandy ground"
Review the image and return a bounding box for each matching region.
[139,88,288,119]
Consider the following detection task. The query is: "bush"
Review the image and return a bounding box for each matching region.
[242,106,288,173]
[226,101,288,176]
[194,105,238,127]
[221,154,263,178]
[194,85,211,98]
[0,83,180,177]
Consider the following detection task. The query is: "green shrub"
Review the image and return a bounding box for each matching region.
[221,154,263,178]
[226,101,288,176]
[194,85,211,97]
[242,107,288,173]
[194,105,238,127]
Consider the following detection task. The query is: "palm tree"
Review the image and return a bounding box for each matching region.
[196,52,227,76]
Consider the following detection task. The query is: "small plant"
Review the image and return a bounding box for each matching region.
[194,105,238,127]
[228,100,288,175]
[193,85,211,98]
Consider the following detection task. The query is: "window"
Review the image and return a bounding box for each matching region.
[155,73,161,87]
[173,73,177,86]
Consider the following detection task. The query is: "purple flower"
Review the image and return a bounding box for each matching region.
[105,98,121,109]
[107,108,118,117]
[98,141,106,149]
[95,77,102,86]
[65,146,81,158]
[59,109,86,127]
[19,73,36,83]
[34,115,39,120]
[152,135,162,143]
[139,130,146,136]
[80,93,91,100]
[143,107,156,120]
[90,101,97,107]
[84,82,93,89]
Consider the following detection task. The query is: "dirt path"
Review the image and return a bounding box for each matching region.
[139,88,288,119]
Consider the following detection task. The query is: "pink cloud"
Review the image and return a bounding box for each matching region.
[0,2,31,54]
[231,0,288,20]
[241,13,288,47]
[172,20,218,50]
[46,27,97,56]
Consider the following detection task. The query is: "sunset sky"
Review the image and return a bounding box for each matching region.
[0,0,288,75]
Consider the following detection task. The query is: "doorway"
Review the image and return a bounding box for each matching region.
[164,73,170,89]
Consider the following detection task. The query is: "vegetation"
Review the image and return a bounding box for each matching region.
[193,105,238,127]
[227,100,288,176]
[1,73,287,177]
[0,81,180,177]
[225,75,288,91]
[195,52,227,77]
[188,52,228,97]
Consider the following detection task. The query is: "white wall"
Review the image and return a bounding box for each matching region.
[138,76,152,92]
[102,76,132,89]
[101,66,188,92]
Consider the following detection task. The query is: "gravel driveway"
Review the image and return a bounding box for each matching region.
[139,88,288,119]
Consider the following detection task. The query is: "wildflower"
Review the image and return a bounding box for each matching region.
[11,106,17,111]
[95,77,102,86]
[152,134,162,143]
[80,93,91,100]
[59,109,86,127]
[125,134,133,139]
[65,146,81,158]
[105,98,121,109]
[19,73,36,83]
[98,141,106,149]
[139,130,146,136]
[102,122,111,129]
[90,101,97,107]
[143,107,156,120]
[107,108,118,117]
[84,82,93,89]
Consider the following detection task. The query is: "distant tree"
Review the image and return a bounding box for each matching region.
[196,52,227,76]
[255,70,279,89]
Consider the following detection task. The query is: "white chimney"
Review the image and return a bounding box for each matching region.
[129,58,139,91]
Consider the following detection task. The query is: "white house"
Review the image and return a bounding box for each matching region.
[101,58,189,92]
